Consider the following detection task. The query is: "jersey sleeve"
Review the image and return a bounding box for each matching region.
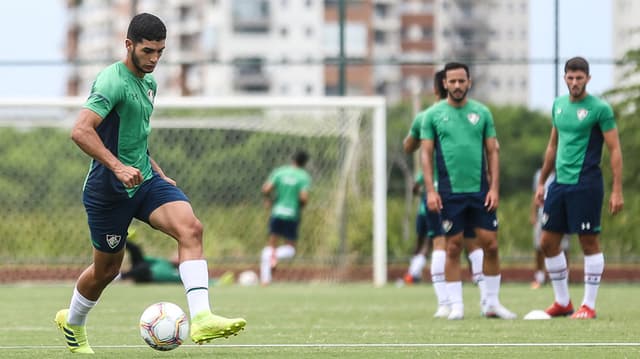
[408,112,423,139]
[482,106,497,138]
[598,101,616,132]
[301,172,312,191]
[419,110,435,140]
[83,68,125,119]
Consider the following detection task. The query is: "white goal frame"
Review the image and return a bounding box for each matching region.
[0,96,388,286]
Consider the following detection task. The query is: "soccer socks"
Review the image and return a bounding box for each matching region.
[545,253,571,306]
[179,259,211,319]
[430,250,448,306]
[582,252,604,309]
[409,254,427,279]
[275,244,296,260]
[67,287,97,326]
[483,274,502,307]
[446,281,463,312]
[260,246,274,284]
[467,249,487,305]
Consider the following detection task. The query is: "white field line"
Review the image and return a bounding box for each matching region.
[2,343,640,350]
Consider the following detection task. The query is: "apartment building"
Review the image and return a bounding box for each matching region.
[613,0,640,87]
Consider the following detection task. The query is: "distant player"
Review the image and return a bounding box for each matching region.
[420,62,516,320]
[260,150,312,285]
[403,70,487,318]
[537,57,623,319]
[529,168,570,289]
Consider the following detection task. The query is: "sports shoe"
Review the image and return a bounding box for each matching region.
[570,304,596,319]
[54,309,94,354]
[544,301,574,317]
[190,311,247,344]
[433,305,451,318]
[447,307,464,320]
[484,303,517,319]
[403,273,419,285]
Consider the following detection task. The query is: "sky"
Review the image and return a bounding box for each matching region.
[0,0,614,111]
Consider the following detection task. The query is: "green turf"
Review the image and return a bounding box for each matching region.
[1,281,639,358]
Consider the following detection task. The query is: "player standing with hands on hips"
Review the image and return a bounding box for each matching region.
[537,56,623,319]
[54,13,245,354]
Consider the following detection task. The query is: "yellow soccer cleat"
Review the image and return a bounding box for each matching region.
[54,309,94,354]
[190,311,246,344]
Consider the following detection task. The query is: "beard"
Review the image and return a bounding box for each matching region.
[131,50,152,74]
[447,88,468,103]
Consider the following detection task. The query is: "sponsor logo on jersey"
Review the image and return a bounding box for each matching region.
[106,234,122,249]
[577,108,588,121]
[467,113,479,125]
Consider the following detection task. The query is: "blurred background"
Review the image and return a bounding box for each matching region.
[0,0,638,283]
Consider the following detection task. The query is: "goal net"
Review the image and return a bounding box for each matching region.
[0,97,387,285]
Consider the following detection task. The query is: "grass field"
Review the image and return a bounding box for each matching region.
[1,281,639,358]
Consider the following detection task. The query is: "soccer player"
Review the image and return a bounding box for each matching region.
[529,168,570,289]
[54,13,245,354]
[537,56,624,319]
[403,70,487,318]
[260,150,312,285]
[420,62,516,320]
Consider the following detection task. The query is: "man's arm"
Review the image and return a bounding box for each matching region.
[403,135,420,154]
[535,128,558,206]
[603,128,624,214]
[299,190,309,208]
[420,139,441,212]
[150,157,176,186]
[261,181,274,209]
[70,108,142,188]
[484,137,500,211]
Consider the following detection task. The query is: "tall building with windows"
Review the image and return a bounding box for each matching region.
[65,0,529,105]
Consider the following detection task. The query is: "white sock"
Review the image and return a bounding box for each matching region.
[430,250,448,306]
[484,275,501,307]
[409,254,427,279]
[446,281,463,312]
[179,259,211,318]
[67,287,97,326]
[467,249,486,305]
[276,244,296,260]
[260,246,274,284]
[582,252,604,309]
[534,270,546,284]
[545,253,571,306]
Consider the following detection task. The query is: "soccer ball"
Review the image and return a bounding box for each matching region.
[238,270,259,286]
[139,302,189,351]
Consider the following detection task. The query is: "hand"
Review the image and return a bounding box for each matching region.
[426,190,442,213]
[534,185,545,207]
[114,165,143,188]
[484,189,499,211]
[609,191,624,215]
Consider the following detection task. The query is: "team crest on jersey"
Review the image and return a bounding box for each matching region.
[467,113,479,125]
[106,234,122,249]
[577,108,588,121]
[147,89,155,103]
[442,220,453,233]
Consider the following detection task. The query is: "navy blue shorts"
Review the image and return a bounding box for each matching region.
[440,191,498,236]
[269,217,300,240]
[542,181,603,234]
[83,174,190,253]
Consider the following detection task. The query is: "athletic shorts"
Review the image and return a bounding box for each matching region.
[541,181,603,234]
[415,210,446,239]
[440,191,498,236]
[269,217,300,240]
[83,174,190,253]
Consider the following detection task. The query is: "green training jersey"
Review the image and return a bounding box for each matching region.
[420,99,496,194]
[266,165,312,220]
[82,61,157,198]
[551,94,616,185]
[414,172,426,215]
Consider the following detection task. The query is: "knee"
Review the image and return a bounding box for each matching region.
[483,239,499,258]
[95,264,121,284]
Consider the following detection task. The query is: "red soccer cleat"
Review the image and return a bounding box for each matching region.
[544,301,574,317]
[570,304,596,319]
[403,273,418,285]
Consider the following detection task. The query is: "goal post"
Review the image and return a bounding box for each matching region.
[0,96,387,286]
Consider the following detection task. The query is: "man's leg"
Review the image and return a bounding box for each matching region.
[431,235,450,317]
[445,232,464,320]
[541,230,574,316]
[475,228,516,319]
[573,234,602,319]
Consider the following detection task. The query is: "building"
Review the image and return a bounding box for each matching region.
[612,0,640,87]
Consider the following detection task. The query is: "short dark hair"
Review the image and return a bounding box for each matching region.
[434,70,447,100]
[564,56,590,75]
[443,62,470,78]
[127,13,166,43]
[293,150,309,167]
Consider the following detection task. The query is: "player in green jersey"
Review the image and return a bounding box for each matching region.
[403,70,487,318]
[260,150,312,285]
[420,62,515,320]
[536,57,624,319]
[54,14,245,354]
